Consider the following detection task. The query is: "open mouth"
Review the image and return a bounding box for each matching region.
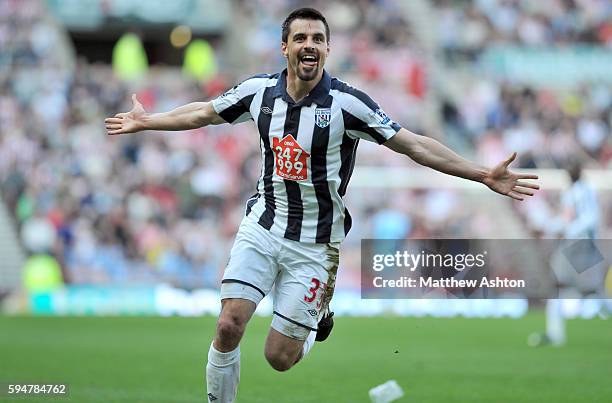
[300,54,318,68]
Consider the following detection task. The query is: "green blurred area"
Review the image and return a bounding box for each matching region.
[0,313,610,402]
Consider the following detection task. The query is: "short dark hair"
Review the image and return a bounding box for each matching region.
[567,158,583,183]
[282,7,330,43]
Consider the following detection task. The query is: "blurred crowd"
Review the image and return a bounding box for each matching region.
[442,81,612,169]
[436,0,611,169]
[436,0,612,60]
[1,0,610,290]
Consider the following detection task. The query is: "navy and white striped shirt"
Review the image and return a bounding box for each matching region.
[562,180,599,239]
[212,69,401,243]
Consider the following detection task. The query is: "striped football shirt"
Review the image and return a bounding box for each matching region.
[212,69,401,243]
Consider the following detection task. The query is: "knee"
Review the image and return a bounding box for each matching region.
[264,349,296,372]
[216,316,246,345]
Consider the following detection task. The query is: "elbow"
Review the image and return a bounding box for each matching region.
[387,130,429,165]
[188,103,213,128]
[190,116,206,129]
[192,110,214,128]
[389,142,427,165]
[402,143,429,166]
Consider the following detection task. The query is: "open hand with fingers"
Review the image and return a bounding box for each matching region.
[105,94,146,135]
[483,152,540,201]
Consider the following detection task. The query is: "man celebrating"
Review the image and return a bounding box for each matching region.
[105,8,539,402]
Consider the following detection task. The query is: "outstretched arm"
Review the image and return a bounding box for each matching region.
[105,94,226,135]
[385,128,540,201]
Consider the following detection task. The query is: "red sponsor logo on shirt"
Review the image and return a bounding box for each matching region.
[272,134,310,181]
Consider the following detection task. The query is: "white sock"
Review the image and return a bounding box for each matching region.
[206,342,240,403]
[546,299,566,346]
[302,330,317,358]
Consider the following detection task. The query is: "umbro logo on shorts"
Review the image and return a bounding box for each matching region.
[307,309,318,317]
[260,106,273,115]
[208,393,218,401]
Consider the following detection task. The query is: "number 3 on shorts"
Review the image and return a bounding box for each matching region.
[304,277,320,303]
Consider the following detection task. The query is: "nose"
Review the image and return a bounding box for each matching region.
[304,37,315,50]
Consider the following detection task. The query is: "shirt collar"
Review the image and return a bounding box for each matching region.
[272,69,331,106]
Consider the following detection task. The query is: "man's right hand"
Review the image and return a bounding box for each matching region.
[105,94,147,135]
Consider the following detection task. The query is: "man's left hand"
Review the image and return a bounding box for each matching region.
[483,152,540,201]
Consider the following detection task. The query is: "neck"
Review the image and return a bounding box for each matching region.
[285,67,322,103]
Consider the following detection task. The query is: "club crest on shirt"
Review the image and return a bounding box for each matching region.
[315,108,331,128]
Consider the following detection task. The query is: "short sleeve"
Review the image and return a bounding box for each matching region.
[212,75,268,124]
[332,80,401,144]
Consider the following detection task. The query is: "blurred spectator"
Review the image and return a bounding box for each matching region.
[23,254,64,293]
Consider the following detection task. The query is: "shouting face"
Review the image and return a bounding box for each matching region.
[282,18,329,81]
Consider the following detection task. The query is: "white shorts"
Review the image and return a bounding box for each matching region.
[221,214,340,340]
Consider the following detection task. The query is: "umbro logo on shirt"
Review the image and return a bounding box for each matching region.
[208,393,218,401]
[260,106,273,115]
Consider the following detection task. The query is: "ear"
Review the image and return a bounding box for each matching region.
[281,41,288,58]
